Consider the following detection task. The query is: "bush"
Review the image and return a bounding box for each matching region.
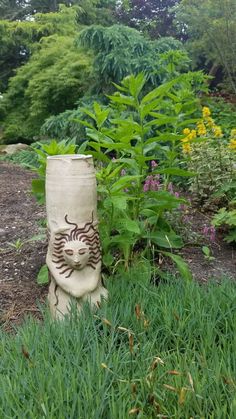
[181,107,236,208]
[1,277,236,417]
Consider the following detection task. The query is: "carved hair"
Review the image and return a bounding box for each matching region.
[52,213,101,278]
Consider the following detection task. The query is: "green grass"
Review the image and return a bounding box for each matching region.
[1,273,236,418]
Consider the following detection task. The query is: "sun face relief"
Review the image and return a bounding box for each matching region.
[63,241,90,270]
[52,214,101,278]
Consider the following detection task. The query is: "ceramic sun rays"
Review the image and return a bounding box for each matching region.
[46,155,107,319]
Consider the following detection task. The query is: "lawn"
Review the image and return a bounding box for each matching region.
[1,274,236,418]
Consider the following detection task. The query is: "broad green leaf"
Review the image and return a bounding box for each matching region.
[111,175,140,192]
[117,218,140,234]
[37,264,49,285]
[148,231,183,249]
[145,117,178,128]
[107,94,136,107]
[110,195,128,211]
[161,251,193,281]
[141,76,182,104]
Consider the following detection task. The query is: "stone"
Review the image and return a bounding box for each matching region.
[0,143,29,155]
[0,228,7,237]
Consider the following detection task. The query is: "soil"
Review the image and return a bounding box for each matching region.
[0,161,235,331]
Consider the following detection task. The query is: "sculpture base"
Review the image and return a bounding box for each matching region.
[48,276,108,320]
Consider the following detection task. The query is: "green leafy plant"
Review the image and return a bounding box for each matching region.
[7,234,45,253]
[31,139,77,203]
[212,207,236,243]
[201,245,215,262]
[36,264,49,285]
[76,72,207,278]
[181,107,236,208]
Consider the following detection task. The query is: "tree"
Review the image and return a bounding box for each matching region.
[174,0,236,93]
[116,0,181,38]
[77,24,185,92]
[0,0,116,23]
[0,5,81,92]
[0,6,93,141]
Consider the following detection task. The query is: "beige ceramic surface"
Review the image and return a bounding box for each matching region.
[46,155,107,318]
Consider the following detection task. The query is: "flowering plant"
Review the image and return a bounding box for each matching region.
[76,73,202,279]
[181,107,236,208]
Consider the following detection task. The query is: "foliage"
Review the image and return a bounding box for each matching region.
[0,34,92,143]
[0,6,80,92]
[40,96,103,142]
[203,97,236,135]
[212,207,236,244]
[0,148,39,169]
[174,0,236,94]
[77,25,186,93]
[1,277,236,417]
[31,139,77,203]
[1,20,188,142]
[41,30,191,142]
[181,107,236,208]
[116,0,181,39]
[7,233,45,252]
[75,72,208,276]
[0,0,116,23]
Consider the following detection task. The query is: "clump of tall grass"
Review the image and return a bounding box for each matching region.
[0,274,236,417]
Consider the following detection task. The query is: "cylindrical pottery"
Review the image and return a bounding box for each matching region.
[46,154,107,319]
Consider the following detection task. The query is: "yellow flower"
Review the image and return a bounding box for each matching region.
[205,117,215,128]
[228,139,236,150]
[183,128,190,135]
[197,121,207,136]
[189,129,197,140]
[181,137,190,143]
[213,125,223,138]
[230,129,236,139]
[202,106,211,118]
[182,143,192,154]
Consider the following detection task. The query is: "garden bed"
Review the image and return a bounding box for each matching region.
[0,161,235,330]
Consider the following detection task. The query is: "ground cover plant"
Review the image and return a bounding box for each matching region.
[1,275,236,417]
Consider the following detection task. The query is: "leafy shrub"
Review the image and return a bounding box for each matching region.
[204,96,236,134]
[181,107,236,208]
[0,148,39,169]
[77,25,189,93]
[1,277,236,417]
[74,72,208,277]
[40,95,103,143]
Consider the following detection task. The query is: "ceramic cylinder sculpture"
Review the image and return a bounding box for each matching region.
[46,154,107,319]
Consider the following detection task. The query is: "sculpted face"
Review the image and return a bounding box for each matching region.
[51,215,101,279]
[62,240,90,270]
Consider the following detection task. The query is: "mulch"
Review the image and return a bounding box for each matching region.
[0,161,235,331]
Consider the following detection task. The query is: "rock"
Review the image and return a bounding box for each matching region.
[0,229,7,237]
[0,143,29,155]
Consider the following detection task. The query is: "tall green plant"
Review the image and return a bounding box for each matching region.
[76,72,206,278]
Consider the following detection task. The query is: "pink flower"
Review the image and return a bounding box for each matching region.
[209,226,216,242]
[143,182,149,192]
[203,225,209,236]
[151,160,158,170]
